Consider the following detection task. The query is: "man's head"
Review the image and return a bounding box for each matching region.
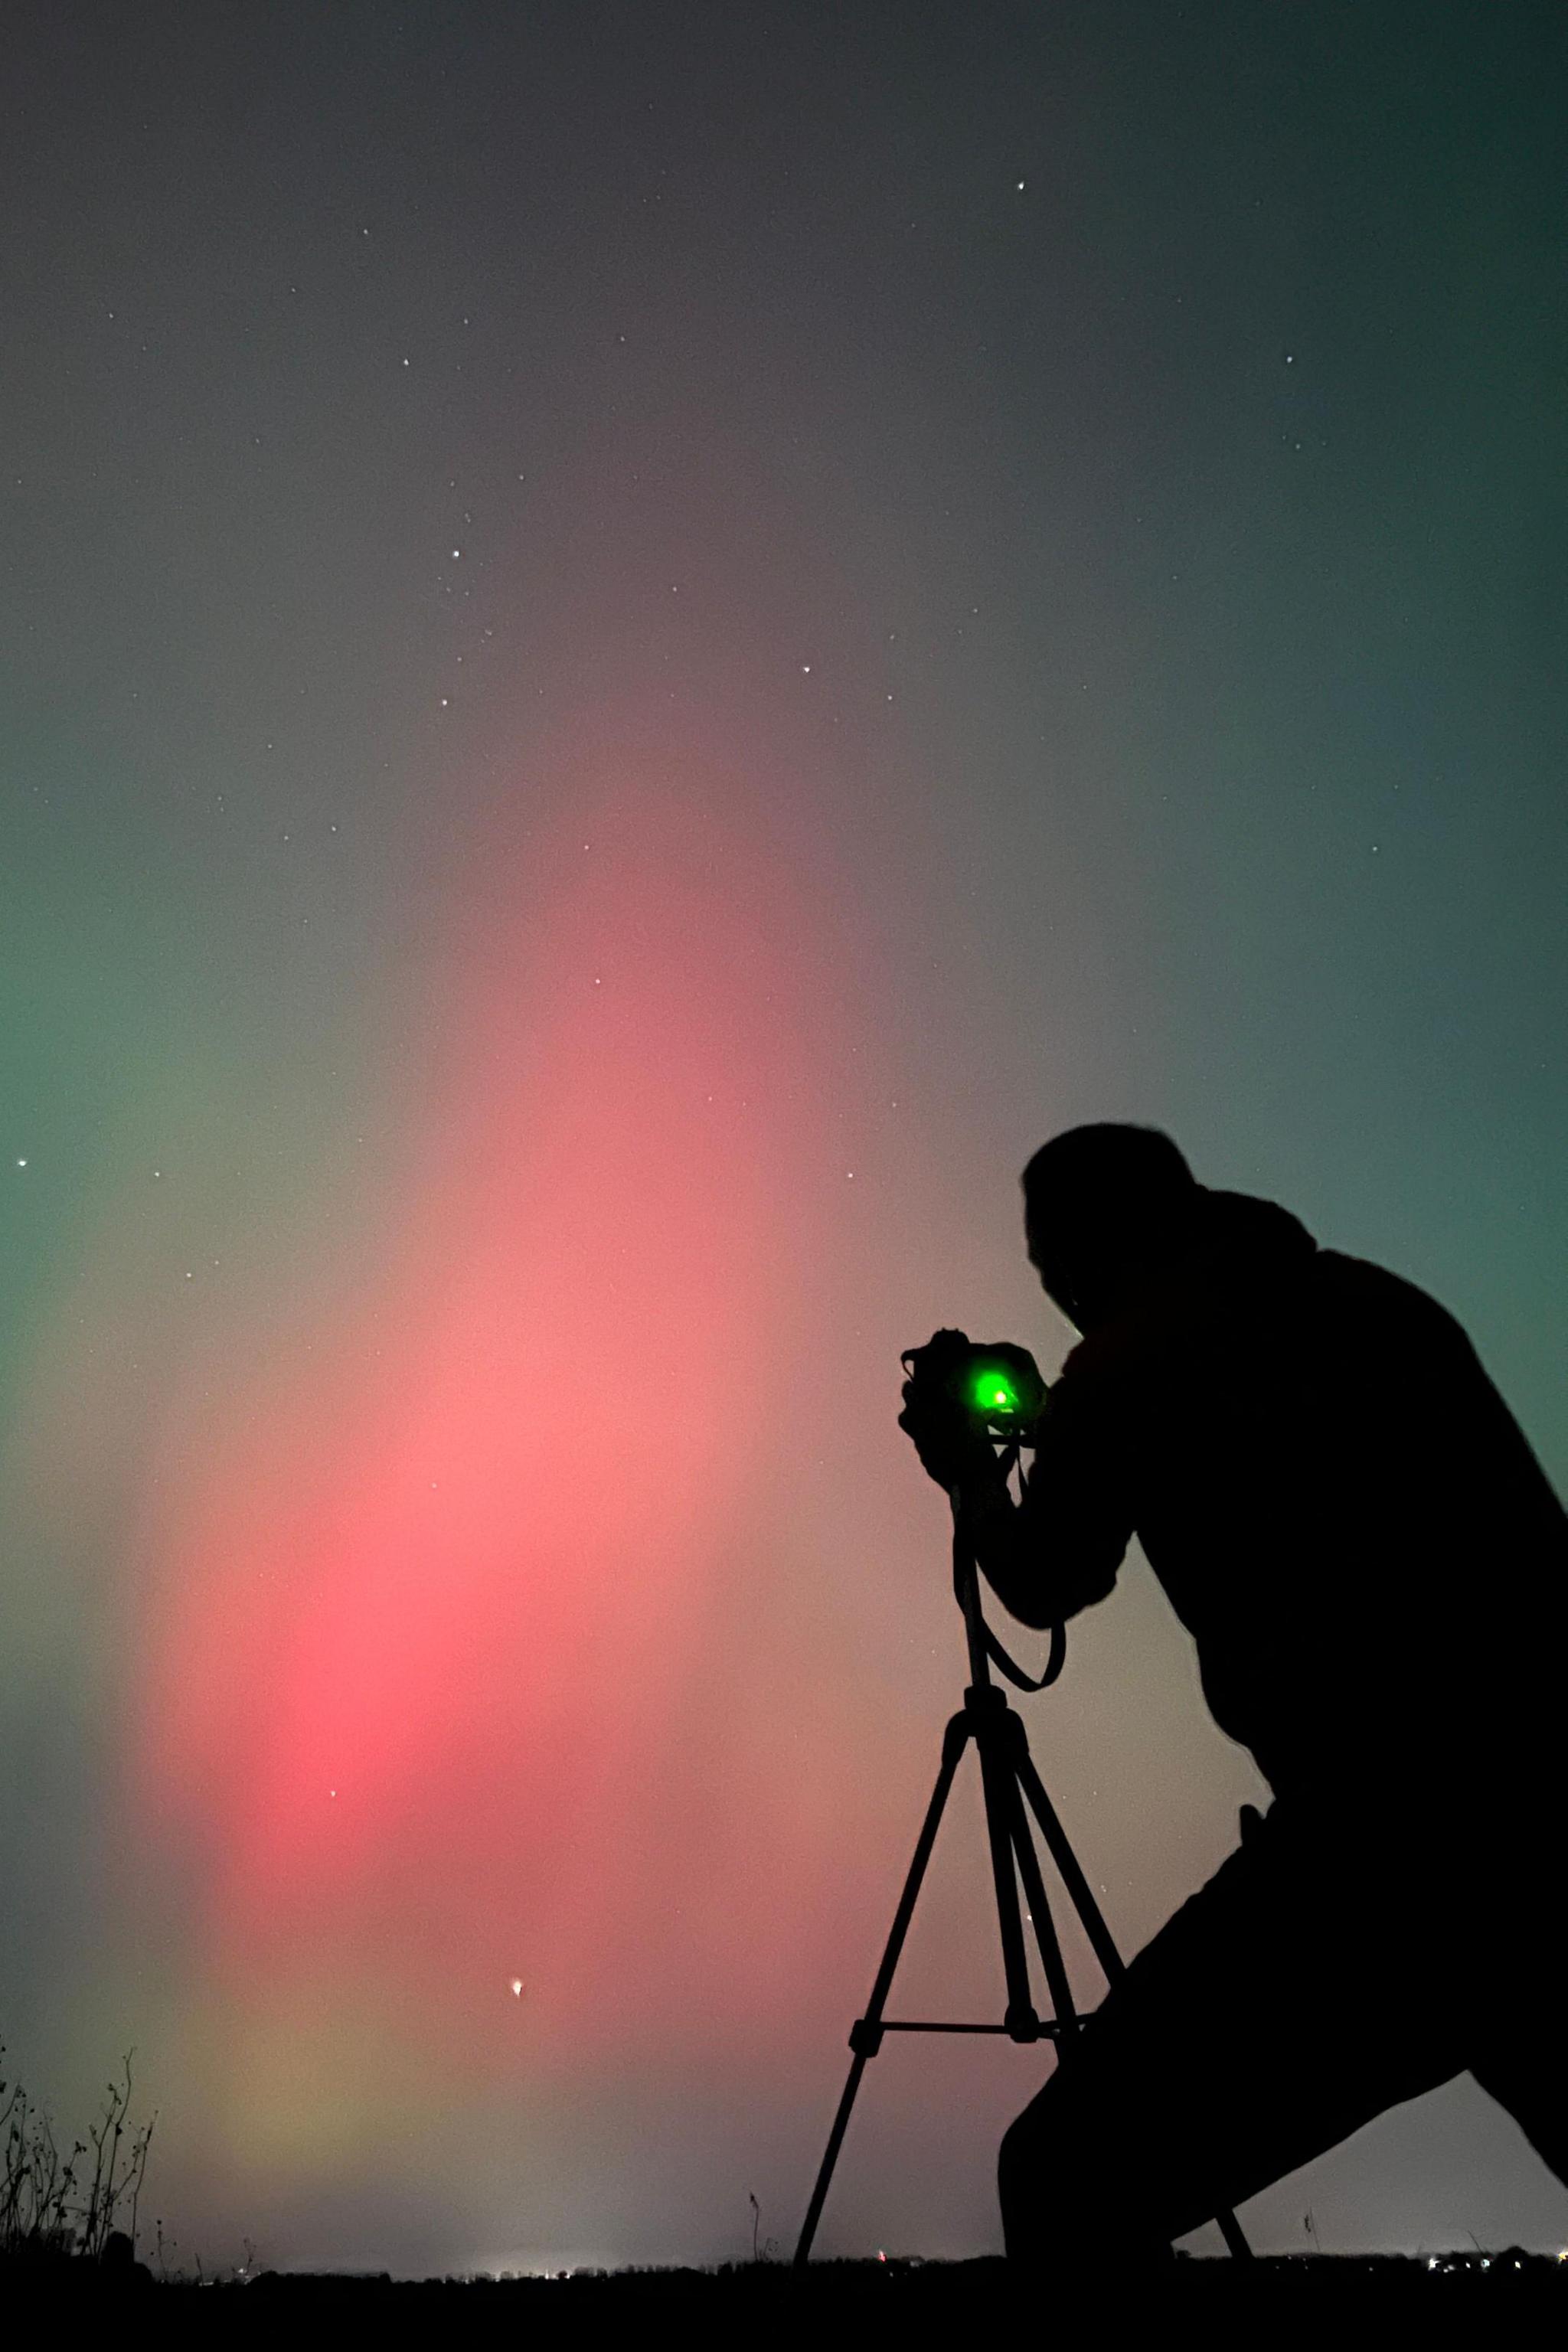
[1021,1124,1200,1331]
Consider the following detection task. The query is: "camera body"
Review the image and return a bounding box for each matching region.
[900,1328,1048,1438]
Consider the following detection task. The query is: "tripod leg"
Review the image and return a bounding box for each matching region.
[974,1704,1040,2037]
[991,1706,1085,2044]
[1005,1786,1080,2047]
[794,1709,972,2265]
[1012,1741,1127,1989]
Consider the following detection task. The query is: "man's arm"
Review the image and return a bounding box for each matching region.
[957,1384,1133,1629]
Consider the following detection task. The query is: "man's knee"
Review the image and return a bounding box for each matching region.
[997,2101,1047,2230]
[998,2084,1099,2252]
[999,2069,1171,2265]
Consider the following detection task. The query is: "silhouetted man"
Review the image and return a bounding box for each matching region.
[900,1124,1568,2267]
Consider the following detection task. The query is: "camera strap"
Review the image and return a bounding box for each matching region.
[980,1612,1066,1693]
[951,1471,1066,1691]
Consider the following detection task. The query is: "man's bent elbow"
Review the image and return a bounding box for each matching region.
[987,1550,1119,1629]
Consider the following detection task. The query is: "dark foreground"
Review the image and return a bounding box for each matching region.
[6,2249,1567,2320]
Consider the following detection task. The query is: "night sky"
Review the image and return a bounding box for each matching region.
[3,0,1566,2275]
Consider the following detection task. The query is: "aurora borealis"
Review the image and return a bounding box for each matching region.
[3,0,1566,2274]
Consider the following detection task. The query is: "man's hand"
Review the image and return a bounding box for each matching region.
[899,1328,1001,1493]
[898,1388,985,1489]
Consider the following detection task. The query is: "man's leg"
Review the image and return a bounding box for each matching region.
[1470,1896,1568,2194]
[999,1805,1471,2265]
[1472,2034,1568,2193]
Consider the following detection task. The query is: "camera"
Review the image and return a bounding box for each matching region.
[900,1328,1048,1437]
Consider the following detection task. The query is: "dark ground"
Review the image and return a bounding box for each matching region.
[8,2249,1566,2316]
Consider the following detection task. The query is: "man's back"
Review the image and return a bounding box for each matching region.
[1034,1188,1568,1812]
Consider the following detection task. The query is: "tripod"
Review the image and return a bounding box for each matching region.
[794,1469,1252,2265]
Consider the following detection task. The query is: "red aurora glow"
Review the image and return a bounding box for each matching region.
[132,762,874,2079]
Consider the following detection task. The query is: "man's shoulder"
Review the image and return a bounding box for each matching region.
[1311,1246,1457,1314]
[1309,1248,1479,1365]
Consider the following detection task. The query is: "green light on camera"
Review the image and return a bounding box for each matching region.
[972,1367,1019,1415]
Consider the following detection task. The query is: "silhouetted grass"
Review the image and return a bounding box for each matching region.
[1,2040,153,2269]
